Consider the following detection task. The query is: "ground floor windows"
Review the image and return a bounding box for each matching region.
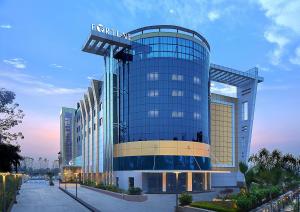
[116,177,119,187]
[129,177,134,188]
[141,172,209,193]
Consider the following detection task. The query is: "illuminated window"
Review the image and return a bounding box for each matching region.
[242,102,248,121]
[193,76,200,84]
[147,72,158,81]
[193,94,201,101]
[193,112,201,119]
[172,111,184,118]
[148,110,159,117]
[172,90,184,96]
[171,74,184,81]
[148,90,159,97]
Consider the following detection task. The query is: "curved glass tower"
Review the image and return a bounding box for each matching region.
[115,26,211,173]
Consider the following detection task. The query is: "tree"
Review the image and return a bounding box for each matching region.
[0,142,23,172]
[0,88,24,143]
[239,161,249,191]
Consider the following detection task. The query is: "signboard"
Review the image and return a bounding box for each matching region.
[91,24,131,40]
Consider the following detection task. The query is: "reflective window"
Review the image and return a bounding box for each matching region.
[148,90,159,97]
[193,76,201,84]
[148,110,159,117]
[171,74,184,81]
[172,111,184,118]
[147,72,159,81]
[193,94,201,101]
[172,90,184,97]
[194,112,201,120]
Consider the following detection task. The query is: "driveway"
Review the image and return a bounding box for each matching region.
[12,180,89,212]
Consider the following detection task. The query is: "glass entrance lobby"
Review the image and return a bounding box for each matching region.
[142,172,211,193]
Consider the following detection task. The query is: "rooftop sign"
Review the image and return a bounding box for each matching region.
[91,24,131,40]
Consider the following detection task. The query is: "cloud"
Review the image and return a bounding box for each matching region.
[258,84,290,91]
[257,0,300,65]
[263,29,289,65]
[120,0,237,29]
[256,64,270,72]
[0,70,85,95]
[289,46,300,65]
[257,0,300,34]
[0,24,12,29]
[87,76,94,80]
[50,63,64,69]
[211,82,237,97]
[208,10,220,21]
[3,58,26,69]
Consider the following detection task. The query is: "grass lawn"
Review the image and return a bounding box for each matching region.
[190,201,238,212]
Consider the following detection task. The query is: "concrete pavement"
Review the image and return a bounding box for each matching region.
[12,180,89,212]
[65,184,222,212]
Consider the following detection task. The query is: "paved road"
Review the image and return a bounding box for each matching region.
[12,180,89,212]
[65,184,222,212]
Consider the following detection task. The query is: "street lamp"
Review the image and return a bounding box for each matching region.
[12,173,22,203]
[63,172,67,190]
[1,172,10,212]
[74,173,79,198]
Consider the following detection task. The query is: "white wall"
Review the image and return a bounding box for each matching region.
[211,172,238,187]
[114,171,142,190]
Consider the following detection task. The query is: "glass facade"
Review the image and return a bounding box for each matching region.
[119,35,210,144]
[114,156,210,170]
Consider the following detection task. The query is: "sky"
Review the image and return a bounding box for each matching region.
[0,0,299,163]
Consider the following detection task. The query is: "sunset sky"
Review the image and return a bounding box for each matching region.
[1,0,299,163]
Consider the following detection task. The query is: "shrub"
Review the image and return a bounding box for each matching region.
[179,192,193,206]
[127,187,142,195]
[96,183,106,190]
[270,186,281,198]
[235,195,253,211]
[106,184,120,193]
[191,201,237,212]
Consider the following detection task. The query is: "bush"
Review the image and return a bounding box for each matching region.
[235,195,253,211]
[127,187,142,195]
[179,192,193,206]
[191,201,237,212]
[106,184,121,193]
[96,183,106,190]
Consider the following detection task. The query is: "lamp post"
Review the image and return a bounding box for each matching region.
[74,173,79,198]
[1,172,10,212]
[12,173,20,203]
[64,173,67,190]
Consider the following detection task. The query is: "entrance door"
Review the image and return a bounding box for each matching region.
[147,173,162,193]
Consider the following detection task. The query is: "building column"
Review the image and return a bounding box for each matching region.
[162,172,166,192]
[187,172,192,192]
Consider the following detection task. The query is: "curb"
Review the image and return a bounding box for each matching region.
[59,187,101,212]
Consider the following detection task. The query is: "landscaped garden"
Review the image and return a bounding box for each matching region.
[179,148,300,212]
[81,180,143,195]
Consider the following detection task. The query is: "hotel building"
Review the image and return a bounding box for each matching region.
[60,25,263,192]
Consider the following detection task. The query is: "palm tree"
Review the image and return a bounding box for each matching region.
[239,161,249,191]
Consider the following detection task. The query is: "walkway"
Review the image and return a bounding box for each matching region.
[12,180,89,212]
[64,184,222,212]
